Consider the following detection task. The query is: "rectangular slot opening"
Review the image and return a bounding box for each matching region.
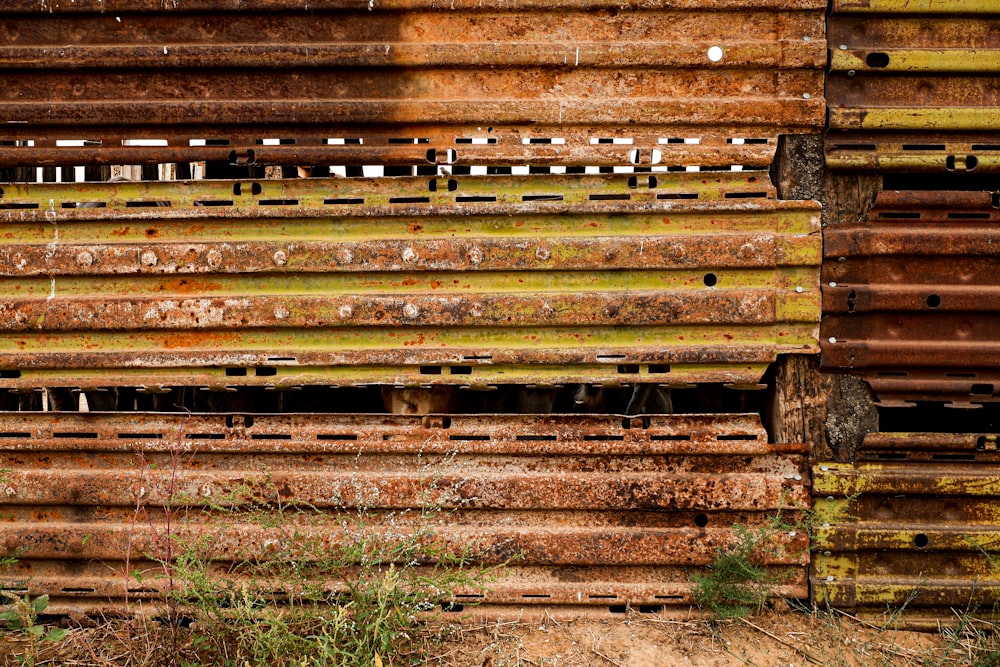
[449,435,490,441]
[53,432,98,439]
[521,195,563,202]
[117,433,163,439]
[225,368,248,377]
[419,366,442,375]
[125,201,171,207]
[657,193,698,200]
[258,199,299,206]
[902,144,946,151]
[932,453,976,461]
[716,434,758,441]
[583,435,625,441]
[186,433,225,440]
[515,435,558,441]
[317,434,359,441]
[0,433,29,439]
[324,198,365,205]
[455,196,497,203]
[879,212,920,220]
[724,192,767,199]
[251,434,292,440]
[589,194,630,201]
[651,434,691,441]
[255,367,277,377]
[389,197,430,204]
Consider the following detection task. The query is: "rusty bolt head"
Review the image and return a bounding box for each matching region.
[402,247,418,263]
[337,248,354,264]
[3,487,14,497]
[206,250,222,267]
[273,305,290,319]
[75,250,94,267]
[535,246,551,261]
[273,250,288,266]
[403,303,420,319]
[338,304,353,319]
[140,251,158,267]
[468,247,483,265]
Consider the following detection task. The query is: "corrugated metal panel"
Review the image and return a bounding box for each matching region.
[821,190,1000,407]
[0,0,825,168]
[827,1,1000,171]
[813,431,1000,627]
[0,411,809,616]
[0,173,820,390]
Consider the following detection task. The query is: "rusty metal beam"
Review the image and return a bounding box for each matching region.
[0,174,821,390]
[814,432,1000,627]
[0,411,810,616]
[822,190,1000,407]
[0,2,824,167]
[826,6,1000,171]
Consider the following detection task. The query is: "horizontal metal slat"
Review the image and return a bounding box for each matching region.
[826,7,1000,170]
[813,432,1000,625]
[0,2,824,167]
[0,174,821,389]
[0,411,810,616]
[821,190,1000,406]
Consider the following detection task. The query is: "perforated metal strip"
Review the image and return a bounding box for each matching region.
[0,411,809,617]
[0,0,825,168]
[814,431,1000,628]
[0,173,820,390]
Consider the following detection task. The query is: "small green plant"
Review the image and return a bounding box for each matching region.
[123,429,499,667]
[690,525,788,620]
[0,594,68,666]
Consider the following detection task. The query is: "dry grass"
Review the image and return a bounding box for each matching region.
[9,603,999,667]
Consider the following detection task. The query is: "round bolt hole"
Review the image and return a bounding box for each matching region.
[926,294,941,308]
[703,273,718,287]
[866,52,890,68]
[707,46,724,62]
[694,513,709,528]
[913,533,929,549]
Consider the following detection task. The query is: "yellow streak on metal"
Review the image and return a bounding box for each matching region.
[831,49,1000,72]
[834,0,1000,12]
[830,108,1000,132]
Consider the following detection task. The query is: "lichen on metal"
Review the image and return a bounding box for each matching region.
[814,432,1000,627]
[0,173,821,390]
[0,412,810,617]
[827,2,1000,170]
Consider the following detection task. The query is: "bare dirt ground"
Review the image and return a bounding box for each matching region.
[3,605,997,666]
[429,608,996,667]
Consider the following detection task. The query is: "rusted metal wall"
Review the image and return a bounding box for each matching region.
[813,432,1000,627]
[0,412,809,616]
[827,0,1000,172]
[0,0,825,170]
[0,0,830,622]
[822,190,1000,408]
[0,174,820,390]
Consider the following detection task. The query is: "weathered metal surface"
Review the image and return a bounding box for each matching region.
[0,174,820,389]
[827,3,1000,171]
[0,411,810,616]
[821,190,1000,407]
[0,0,825,168]
[813,431,1000,627]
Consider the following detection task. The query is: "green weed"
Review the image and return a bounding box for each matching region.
[690,524,790,620]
